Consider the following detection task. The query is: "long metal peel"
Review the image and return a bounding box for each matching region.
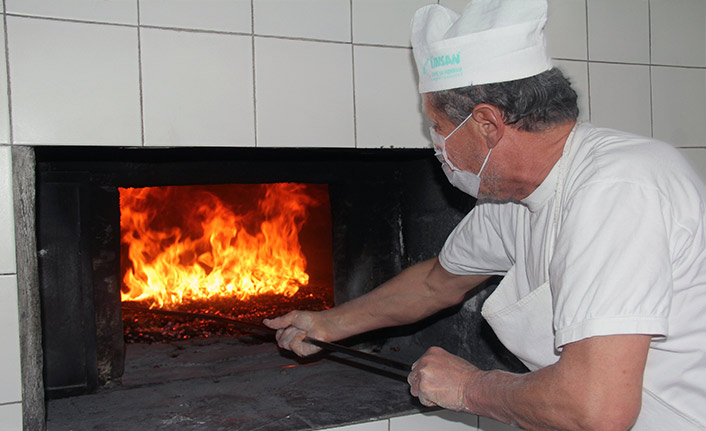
[122,304,412,372]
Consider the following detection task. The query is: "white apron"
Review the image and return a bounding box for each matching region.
[478,124,705,430]
[480,123,576,371]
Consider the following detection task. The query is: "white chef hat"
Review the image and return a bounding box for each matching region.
[411,0,553,93]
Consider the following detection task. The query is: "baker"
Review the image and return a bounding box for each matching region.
[264,0,706,429]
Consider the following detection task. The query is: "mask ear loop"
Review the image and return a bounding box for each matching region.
[445,112,473,140]
[438,112,474,171]
[477,147,493,177]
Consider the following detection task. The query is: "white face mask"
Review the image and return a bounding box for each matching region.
[430,113,493,198]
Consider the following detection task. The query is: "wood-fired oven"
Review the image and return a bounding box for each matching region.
[32,146,525,430]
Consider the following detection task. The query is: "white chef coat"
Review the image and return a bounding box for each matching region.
[439,122,706,430]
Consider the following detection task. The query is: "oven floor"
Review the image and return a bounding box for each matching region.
[46,336,427,430]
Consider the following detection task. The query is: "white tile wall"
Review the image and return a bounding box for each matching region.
[141,28,255,147]
[0,147,17,275]
[6,17,142,146]
[6,0,138,25]
[0,275,22,405]
[354,45,428,149]
[680,148,706,182]
[327,419,389,431]
[0,403,22,431]
[588,62,652,137]
[352,0,432,47]
[650,0,706,67]
[2,1,706,430]
[546,0,587,61]
[139,0,252,33]
[254,37,355,148]
[0,21,10,145]
[254,0,350,42]
[478,417,522,431]
[439,0,469,12]
[390,410,478,430]
[651,66,706,148]
[587,0,650,64]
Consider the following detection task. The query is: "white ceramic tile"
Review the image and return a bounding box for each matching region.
[588,62,652,137]
[255,37,354,148]
[546,0,587,61]
[254,0,350,42]
[438,0,469,13]
[650,0,706,67]
[0,20,10,145]
[325,419,389,431]
[587,0,649,63]
[352,0,432,47]
[478,416,522,431]
[6,0,137,25]
[553,60,590,123]
[390,410,479,431]
[0,275,22,404]
[354,46,428,149]
[139,0,252,33]
[0,403,22,431]
[679,148,706,183]
[0,147,17,275]
[141,28,255,147]
[651,66,706,148]
[7,17,142,146]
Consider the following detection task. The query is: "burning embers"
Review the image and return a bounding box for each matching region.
[119,183,334,341]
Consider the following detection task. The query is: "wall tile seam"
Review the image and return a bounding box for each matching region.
[583,0,591,123]
[5,13,706,69]
[349,0,358,150]
[550,57,706,71]
[586,59,705,70]
[6,12,705,70]
[136,0,145,149]
[2,12,416,50]
[3,12,136,29]
[2,8,12,146]
[647,0,654,138]
[250,0,258,149]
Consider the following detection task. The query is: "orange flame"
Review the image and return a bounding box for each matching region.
[119,183,319,308]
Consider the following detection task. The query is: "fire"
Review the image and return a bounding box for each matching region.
[119,183,320,308]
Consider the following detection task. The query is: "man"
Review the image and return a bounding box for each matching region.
[265,1,706,429]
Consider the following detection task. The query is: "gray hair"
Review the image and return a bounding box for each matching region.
[428,68,579,132]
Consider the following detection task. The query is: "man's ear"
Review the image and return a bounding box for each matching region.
[472,104,504,149]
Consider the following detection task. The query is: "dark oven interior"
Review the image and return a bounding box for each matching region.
[35,146,525,430]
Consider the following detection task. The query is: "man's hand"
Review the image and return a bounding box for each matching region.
[408,346,480,411]
[263,310,327,357]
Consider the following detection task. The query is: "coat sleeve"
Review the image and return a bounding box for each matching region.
[439,201,517,276]
[550,179,672,350]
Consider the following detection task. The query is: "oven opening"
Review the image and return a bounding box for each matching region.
[119,183,334,343]
[35,146,525,430]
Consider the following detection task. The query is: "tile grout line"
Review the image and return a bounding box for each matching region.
[4,12,421,50]
[647,0,654,138]
[136,0,145,147]
[251,0,257,148]
[5,11,703,70]
[350,0,357,149]
[3,2,15,146]
[583,0,592,123]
